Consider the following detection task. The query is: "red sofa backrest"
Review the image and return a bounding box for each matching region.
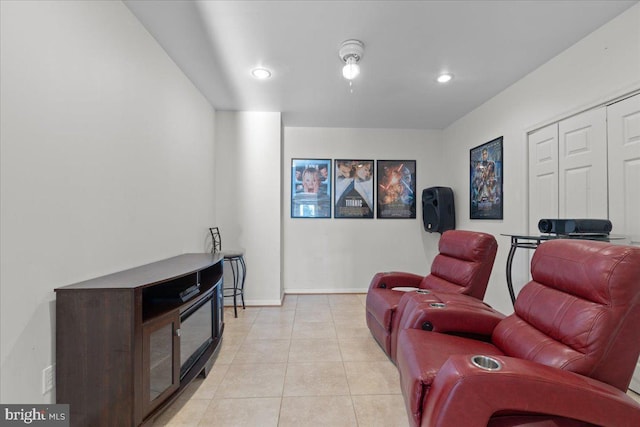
[420,230,498,300]
[492,239,640,391]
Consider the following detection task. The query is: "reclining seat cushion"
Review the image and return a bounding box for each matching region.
[492,240,640,391]
[397,329,505,427]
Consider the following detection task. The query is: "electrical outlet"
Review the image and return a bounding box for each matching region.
[42,364,55,394]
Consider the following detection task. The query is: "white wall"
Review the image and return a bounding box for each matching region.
[0,1,216,403]
[215,112,283,305]
[440,3,640,314]
[283,127,443,293]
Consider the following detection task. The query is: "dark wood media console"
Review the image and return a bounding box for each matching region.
[55,253,224,426]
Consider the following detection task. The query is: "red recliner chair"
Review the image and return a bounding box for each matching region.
[396,239,640,427]
[366,230,498,359]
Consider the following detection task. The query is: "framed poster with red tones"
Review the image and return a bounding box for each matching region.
[376,160,416,219]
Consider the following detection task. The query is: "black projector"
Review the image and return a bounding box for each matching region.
[537,218,612,235]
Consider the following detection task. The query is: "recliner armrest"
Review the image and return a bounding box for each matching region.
[368,271,424,291]
[421,354,640,427]
[399,297,505,337]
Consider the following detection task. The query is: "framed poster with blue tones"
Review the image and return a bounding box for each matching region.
[291,158,332,218]
[470,136,503,219]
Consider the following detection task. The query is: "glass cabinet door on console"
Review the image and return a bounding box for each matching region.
[142,310,180,416]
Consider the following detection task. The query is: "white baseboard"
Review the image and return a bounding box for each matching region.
[223,290,367,308]
[223,298,283,307]
[284,288,367,294]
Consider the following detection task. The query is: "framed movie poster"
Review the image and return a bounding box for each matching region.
[377,160,416,219]
[291,158,332,218]
[470,136,503,219]
[334,160,374,218]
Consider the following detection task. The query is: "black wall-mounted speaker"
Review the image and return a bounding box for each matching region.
[537,218,612,235]
[422,187,455,233]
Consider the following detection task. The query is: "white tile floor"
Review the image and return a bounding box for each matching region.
[152,294,409,426]
[153,293,640,426]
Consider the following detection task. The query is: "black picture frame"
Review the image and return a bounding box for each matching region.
[291,158,332,218]
[376,160,416,219]
[470,136,503,219]
[334,160,375,218]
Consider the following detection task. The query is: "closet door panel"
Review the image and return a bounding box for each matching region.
[607,93,640,394]
[608,93,640,246]
[563,167,593,218]
[608,93,640,393]
[528,123,558,234]
[558,107,608,218]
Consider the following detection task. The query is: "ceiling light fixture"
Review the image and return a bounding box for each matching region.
[437,73,453,83]
[251,67,272,80]
[339,39,364,80]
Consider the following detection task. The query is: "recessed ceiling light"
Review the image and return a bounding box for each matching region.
[437,73,453,83]
[251,68,272,80]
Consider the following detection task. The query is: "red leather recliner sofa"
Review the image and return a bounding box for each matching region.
[395,239,640,427]
[366,230,498,359]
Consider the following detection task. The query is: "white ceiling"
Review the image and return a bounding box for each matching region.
[124,0,638,129]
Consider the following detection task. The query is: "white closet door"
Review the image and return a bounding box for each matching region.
[608,93,640,393]
[608,93,640,245]
[528,123,559,234]
[558,107,608,218]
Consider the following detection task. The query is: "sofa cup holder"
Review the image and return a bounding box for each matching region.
[429,302,446,308]
[471,355,502,371]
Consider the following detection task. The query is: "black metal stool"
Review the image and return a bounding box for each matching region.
[209,227,246,318]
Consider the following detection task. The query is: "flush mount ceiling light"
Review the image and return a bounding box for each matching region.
[251,67,272,80]
[339,39,364,80]
[437,73,453,83]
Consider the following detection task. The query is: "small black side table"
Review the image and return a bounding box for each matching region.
[209,227,247,318]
